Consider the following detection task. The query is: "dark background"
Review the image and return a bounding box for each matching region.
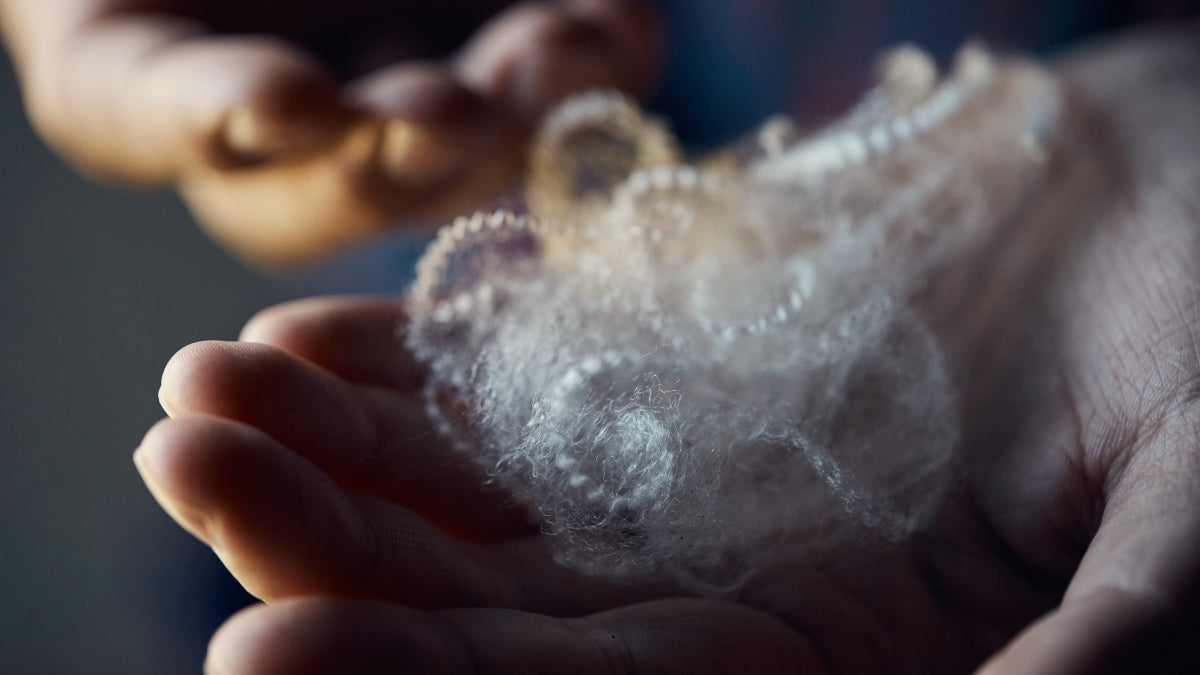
[0,49,277,672]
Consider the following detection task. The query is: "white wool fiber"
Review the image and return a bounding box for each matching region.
[406,45,1062,593]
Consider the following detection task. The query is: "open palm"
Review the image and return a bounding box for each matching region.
[134,26,1200,674]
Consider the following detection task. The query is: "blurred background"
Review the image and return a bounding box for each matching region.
[0,49,276,672]
[1,2,1196,673]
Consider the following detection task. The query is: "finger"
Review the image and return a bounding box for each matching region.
[239,296,418,389]
[11,6,348,182]
[135,414,528,608]
[453,0,662,122]
[157,339,530,539]
[206,596,818,675]
[177,113,518,269]
[135,415,660,613]
[980,402,1200,673]
[347,61,517,189]
[188,0,662,268]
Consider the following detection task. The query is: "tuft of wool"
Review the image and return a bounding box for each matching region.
[406,44,1062,593]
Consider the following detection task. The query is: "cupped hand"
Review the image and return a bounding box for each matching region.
[134,26,1200,674]
[0,0,659,267]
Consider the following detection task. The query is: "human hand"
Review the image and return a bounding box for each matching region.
[0,0,659,267]
[133,26,1200,674]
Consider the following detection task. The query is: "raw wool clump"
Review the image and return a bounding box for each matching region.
[406,44,1063,593]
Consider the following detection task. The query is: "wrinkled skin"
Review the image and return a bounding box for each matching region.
[0,0,659,267]
[135,26,1200,674]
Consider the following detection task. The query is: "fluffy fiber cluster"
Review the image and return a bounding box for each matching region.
[406,45,1062,592]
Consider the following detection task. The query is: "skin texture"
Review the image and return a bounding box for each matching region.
[0,0,660,267]
[131,25,1200,675]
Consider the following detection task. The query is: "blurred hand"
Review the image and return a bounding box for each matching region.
[132,25,1200,675]
[0,0,660,267]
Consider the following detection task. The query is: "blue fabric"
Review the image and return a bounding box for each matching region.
[650,0,1198,145]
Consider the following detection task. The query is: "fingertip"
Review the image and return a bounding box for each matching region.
[135,414,273,509]
[206,601,302,675]
[159,340,241,417]
[136,412,370,602]
[135,415,240,546]
[158,338,374,442]
[206,599,456,675]
[134,418,175,491]
[206,600,333,675]
[206,600,390,675]
[159,341,205,417]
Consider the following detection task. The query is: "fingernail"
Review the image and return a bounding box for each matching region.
[224,107,266,156]
[380,119,415,176]
[223,106,335,161]
[378,119,464,185]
